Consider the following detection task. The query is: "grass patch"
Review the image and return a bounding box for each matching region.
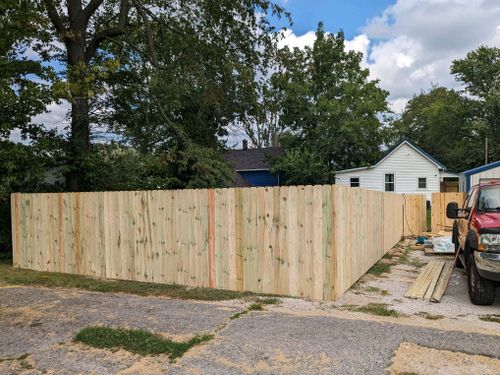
[398,246,425,268]
[354,303,400,317]
[479,315,500,324]
[367,262,391,276]
[256,297,280,305]
[0,259,262,301]
[417,311,444,320]
[75,327,212,360]
[248,302,263,311]
[382,253,394,260]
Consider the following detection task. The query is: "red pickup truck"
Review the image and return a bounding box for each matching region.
[447,180,500,305]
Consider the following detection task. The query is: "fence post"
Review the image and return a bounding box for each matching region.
[207,189,216,288]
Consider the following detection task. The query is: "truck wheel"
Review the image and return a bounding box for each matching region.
[467,254,496,305]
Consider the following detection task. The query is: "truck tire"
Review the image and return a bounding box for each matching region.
[467,254,496,305]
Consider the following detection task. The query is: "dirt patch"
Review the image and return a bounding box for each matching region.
[387,342,500,375]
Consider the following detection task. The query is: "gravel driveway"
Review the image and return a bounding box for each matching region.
[1,285,500,374]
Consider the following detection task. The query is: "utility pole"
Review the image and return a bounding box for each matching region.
[485,137,488,164]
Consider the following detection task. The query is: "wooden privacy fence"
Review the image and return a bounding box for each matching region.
[431,192,466,232]
[402,194,427,236]
[12,186,413,300]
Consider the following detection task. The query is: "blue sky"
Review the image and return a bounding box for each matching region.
[273,0,395,39]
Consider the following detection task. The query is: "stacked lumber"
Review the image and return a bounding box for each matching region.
[405,260,454,302]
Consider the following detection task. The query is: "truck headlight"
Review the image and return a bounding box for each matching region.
[479,234,500,250]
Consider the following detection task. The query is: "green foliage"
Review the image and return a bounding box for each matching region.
[270,23,388,184]
[451,46,500,163]
[74,326,213,359]
[387,87,483,171]
[80,143,234,192]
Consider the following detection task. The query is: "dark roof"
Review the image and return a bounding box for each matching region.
[224,147,283,171]
[461,160,500,176]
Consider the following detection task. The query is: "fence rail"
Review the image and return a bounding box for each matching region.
[12,185,414,300]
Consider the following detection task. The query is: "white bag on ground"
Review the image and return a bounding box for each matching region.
[432,236,454,253]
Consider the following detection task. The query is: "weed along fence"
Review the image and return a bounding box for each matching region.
[431,192,466,232]
[12,186,413,301]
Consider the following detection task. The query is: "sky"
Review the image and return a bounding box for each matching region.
[28,0,500,141]
[274,0,500,113]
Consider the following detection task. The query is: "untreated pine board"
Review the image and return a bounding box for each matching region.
[430,261,454,302]
[423,261,446,300]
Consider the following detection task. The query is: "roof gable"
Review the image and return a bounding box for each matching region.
[376,140,446,170]
[335,139,447,174]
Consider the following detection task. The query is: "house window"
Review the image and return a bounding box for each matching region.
[385,174,395,192]
[418,177,427,189]
[350,177,360,187]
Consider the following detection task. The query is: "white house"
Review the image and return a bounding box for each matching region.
[459,160,500,192]
[334,140,458,199]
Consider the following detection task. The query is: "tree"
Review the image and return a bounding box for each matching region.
[271,24,388,184]
[451,46,500,163]
[37,0,287,190]
[387,87,482,171]
[0,0,56,141]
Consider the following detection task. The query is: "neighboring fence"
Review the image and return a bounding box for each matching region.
[11,186,410,301]
[431,192,466,232]
[403,194,428,235]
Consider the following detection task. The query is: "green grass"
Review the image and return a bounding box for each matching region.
[354,303,400,317]
[256,297,280,305]
[479,315,500,324]
[75,327,212,359]
[417,311,444,320]
[398,246,425,268]
[0,259,259,301]
[367,262,391,276]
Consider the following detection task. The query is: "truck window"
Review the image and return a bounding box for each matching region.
[477,186,500,211]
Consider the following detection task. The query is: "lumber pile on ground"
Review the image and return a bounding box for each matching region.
[405,260,454,302]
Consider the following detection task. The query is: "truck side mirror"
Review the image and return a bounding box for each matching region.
[446,202,459,219]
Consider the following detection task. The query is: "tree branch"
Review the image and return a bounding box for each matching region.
[131,0,159,67]
[43,0,66,36]
[84,0,129,62]
[82,0,105,24]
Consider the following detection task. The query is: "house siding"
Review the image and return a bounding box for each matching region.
[335,143,441,200]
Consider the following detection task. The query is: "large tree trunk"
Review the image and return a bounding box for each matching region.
[66,22,90,191]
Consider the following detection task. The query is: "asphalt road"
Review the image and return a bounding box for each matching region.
[1,287,499,374]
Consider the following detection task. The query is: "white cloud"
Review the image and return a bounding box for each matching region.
[31,101,71,134]
[364,0,500,112]
[276,0,500,113]
[277,29,317,49]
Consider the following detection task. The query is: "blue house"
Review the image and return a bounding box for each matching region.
[224,140,283,187]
